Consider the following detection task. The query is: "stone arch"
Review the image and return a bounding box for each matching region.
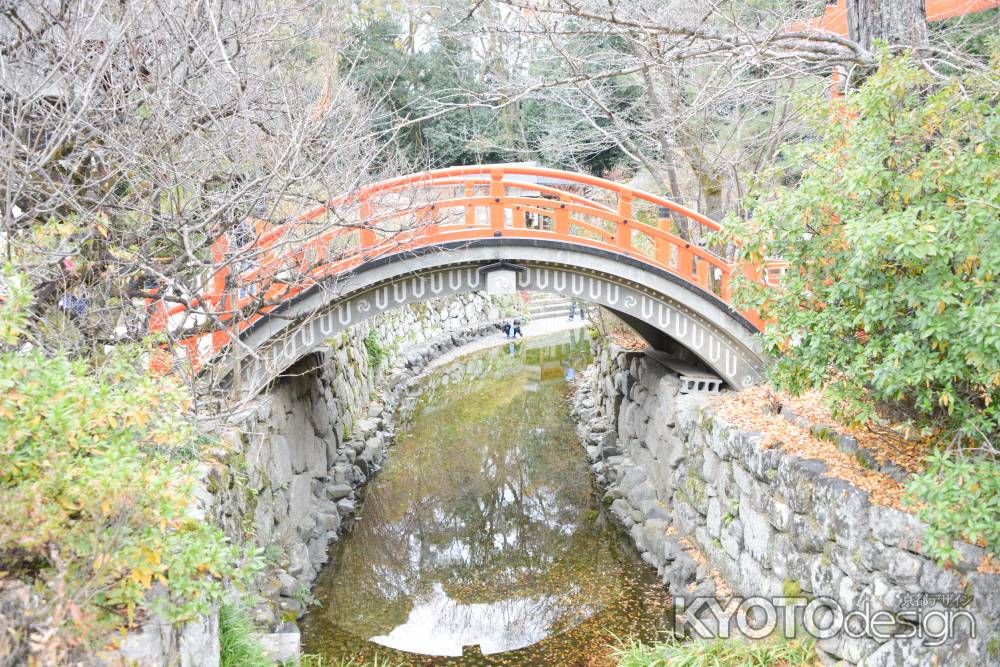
[225,240,764,398]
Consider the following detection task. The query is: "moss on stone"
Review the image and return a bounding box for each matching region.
[812,425,837,442]
[855,450,875,470]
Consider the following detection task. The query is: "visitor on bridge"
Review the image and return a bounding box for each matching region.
[568,298,587,321]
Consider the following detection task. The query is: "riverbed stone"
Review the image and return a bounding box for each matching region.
[701,448,722,482]
[662,552,698,593]
[258,631,300,664]
[769,498,792,532]
[287,543,310,577]
[789,513,828,553]
[812,476,870,549]
[775,455,826,514]
[324,483,352,501]
[885,547,922,585]
[626,481,657,508]
[809,557,844,598]
[118,610,220,667]
[336,497,355,517]
[310,502,341,533]
[770,531,806,583]
[673,499,702,535]
[642,520,669,558]
[288,473,313,529]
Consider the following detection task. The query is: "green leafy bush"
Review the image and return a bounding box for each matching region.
[904,450,1000,563]
[0,272,255,654]
[723,54,1000,564]
[725,53,1000,442]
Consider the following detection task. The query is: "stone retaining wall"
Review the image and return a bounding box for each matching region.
[572,344,999,666]
[121,292,505,665]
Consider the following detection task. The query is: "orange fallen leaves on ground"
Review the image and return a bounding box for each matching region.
[977,553,1000,575]
[778,389,929,474]
[712,387,922,509]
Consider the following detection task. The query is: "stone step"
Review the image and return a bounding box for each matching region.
[528,307,584,320]
[527,303,569,314]
[527,293,569,303]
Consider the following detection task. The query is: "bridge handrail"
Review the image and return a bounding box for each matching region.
[148,165,772,373]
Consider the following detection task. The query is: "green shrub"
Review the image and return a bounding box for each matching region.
[0,272,257,652]
[905,450,1000,563]
[611,635,816,667]
[724,53,1000,444]
[722,53,1000,565]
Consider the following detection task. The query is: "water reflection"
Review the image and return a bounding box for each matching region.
[371,583,566,655]
[301,330,671,665]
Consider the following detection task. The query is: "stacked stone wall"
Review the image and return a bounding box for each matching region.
[121,292,505,665]
[572,344,999,666]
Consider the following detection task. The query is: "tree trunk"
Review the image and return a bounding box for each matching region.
[847,0,928,50]
[641,68,690,240]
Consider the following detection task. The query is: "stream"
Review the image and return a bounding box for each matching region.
[300,329,673,665]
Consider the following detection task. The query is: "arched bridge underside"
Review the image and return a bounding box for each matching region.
[148,164,780,398]
[228,240,764,398]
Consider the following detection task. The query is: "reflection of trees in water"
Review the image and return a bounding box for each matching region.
[308,333,612,646]
[370,583,577,655]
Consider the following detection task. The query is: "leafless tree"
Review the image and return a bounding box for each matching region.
[0,0,427,380]
[393,0,995,238]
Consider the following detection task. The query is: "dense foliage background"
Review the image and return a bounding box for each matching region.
[0,273,258,662]
[725,53,999,562]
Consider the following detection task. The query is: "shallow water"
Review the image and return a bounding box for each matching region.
[300,330,672,665]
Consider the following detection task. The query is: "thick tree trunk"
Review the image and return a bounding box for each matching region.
[847,0,929,50]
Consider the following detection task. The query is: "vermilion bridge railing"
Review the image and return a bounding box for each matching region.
[147,165,780,374]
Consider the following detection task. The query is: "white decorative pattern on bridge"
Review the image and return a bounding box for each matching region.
[231,256,763,398]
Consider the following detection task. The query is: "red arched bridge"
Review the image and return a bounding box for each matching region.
[148,165,781,396]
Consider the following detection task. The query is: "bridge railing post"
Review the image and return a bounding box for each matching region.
[489,170,504,232]
[210,235,229,297]
[359,199,376,249]
[513,206,526,229]
[554,198,570,235]
[677,243,693,279]
[616,190,633,251]
[735,259,768,328]
[740,258,762,284]
[464,182,476,227]
[696,256,710,290]
[654,216,671,266]
[720,269,732,302]
[146,298,173,373]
